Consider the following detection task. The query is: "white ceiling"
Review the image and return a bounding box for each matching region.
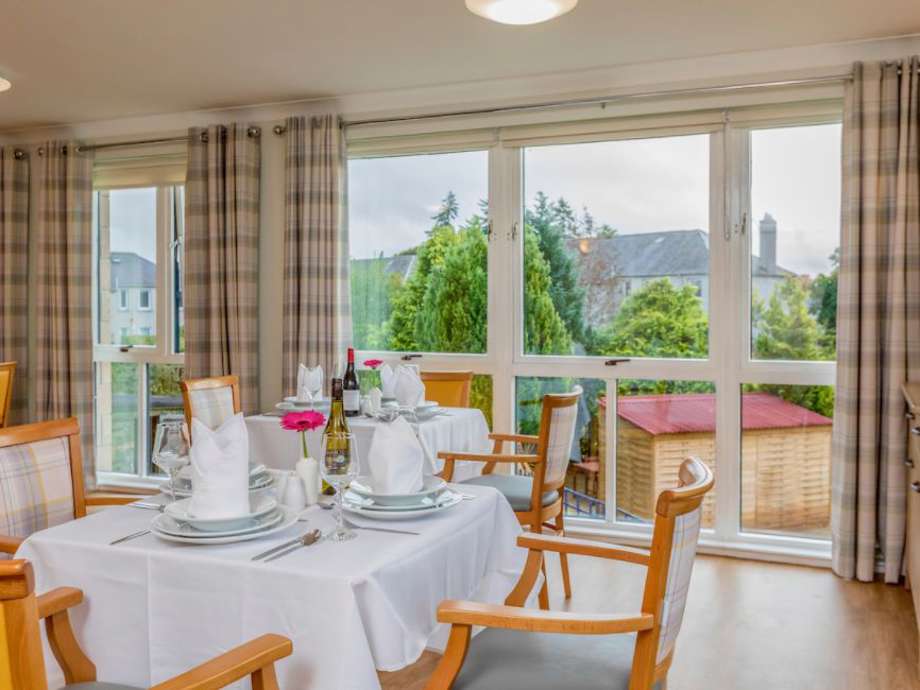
[1,0,918,131]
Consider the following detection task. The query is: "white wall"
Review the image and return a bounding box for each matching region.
[4,33,919,410]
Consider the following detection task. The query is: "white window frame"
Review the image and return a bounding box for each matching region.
[118,288,128,311]
[92,181,185,489]
[348,95,842,567]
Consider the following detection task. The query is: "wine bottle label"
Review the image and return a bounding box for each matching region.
[343,390,360,412]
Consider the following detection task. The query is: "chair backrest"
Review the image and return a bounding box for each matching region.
[534,389,581,491]
[0,418,85,542]
[420,371,474,408]
[181,375,241,432]
[0,361,16,428]
[0,560,48,689]
[633,457,714,680]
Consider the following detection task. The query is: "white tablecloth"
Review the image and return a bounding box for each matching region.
[18,484,525,690]
[247,407,489,482]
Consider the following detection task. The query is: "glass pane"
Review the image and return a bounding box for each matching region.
[147,364,185,475]
[94,362,139,474]
[96,187,158,347]
[522,134,710,358]
[515,376,606,520]
[172,186,185,354]
[740,383,833,539]
[615,379,716,528]
[348,151,489,354]
[750,124,841,362]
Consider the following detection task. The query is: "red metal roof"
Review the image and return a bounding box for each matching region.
[610,392,832,435]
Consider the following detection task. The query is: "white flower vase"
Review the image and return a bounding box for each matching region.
[296,456,320,506]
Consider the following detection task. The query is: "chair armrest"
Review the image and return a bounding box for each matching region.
[437,600,654,635]
[37,587,83,618]
[437,451,540,464]
[150,633,292,690]
[0,534,23,554]
[85,491,153,507]
[488,433,540,446]
[517,533,650,567]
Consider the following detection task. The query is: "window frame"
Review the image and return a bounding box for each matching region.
[137,288,152,311]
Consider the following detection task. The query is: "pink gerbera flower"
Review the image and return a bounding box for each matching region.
[281,411,326,457]
[364,359,384,369]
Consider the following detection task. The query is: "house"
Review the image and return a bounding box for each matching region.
[99,251,157,343]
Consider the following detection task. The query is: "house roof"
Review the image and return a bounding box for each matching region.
[612,392,831,435]
[110,252,155,290]
[568,229,791,279]
[350,253,416,282]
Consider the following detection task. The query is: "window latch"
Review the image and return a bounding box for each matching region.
[119,345,134,353]
[401,353,422,361]
[735,211,747,236]
[604,358,630,366]
[486,219,493,242]
[509,221,518,242]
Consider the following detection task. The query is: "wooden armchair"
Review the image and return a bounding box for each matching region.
[0,418,147,556]
[0,558,292,689]
[420,370,474,408]
[181,375,242,433]
[438,390,581,608]
[0,360,15,428]
[425,457,714,690]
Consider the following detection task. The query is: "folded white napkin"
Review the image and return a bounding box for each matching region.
[394,366,425,408]
[379,364,395,398]
[188,414,250,519]
[297,364,324,402]
[367,416,425,494]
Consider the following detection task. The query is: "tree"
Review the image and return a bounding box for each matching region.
[431,191,459,228]
[754,277,822,362]
[522,227,572,355]
[809,247,839,357]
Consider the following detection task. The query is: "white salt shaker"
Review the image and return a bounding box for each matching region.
[296,457,320,506]
[281,469,306,511]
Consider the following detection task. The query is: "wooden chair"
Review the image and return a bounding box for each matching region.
[0,418,144,556]
[0,360,15,428]
[420,370,474,408]
[425,457,714,690]
[180,375,241,432]
[439,390,581,608]
[0,558,292,689]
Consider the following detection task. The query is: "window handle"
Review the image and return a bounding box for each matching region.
[401,353,422,361]
[509,221,518,242]
[604,358,630,366]
[735,211,747,236]
[486,219,493,242]
[119,345,134,353]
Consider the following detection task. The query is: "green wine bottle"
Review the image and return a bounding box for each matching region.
[322,378,350,496]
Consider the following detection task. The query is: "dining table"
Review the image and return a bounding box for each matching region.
[246,406,490,482]
[17,483,528,690]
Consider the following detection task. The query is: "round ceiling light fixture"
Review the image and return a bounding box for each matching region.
[0,77,10,93]
[465,0,577,25]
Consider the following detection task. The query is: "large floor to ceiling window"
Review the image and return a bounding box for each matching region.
[348,104,842,560]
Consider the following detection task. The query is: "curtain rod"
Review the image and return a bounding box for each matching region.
[71,125,261,154]
[340,73,853,128]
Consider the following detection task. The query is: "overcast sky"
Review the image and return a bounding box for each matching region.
[349,123,841,278]
[108,186,157,262]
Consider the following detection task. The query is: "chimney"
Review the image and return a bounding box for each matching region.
[759,213,777,274]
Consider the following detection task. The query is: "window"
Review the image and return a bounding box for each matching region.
[93,183,184,484]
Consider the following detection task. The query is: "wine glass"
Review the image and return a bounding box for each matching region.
[152,416,190,501]
[320,431,359,542]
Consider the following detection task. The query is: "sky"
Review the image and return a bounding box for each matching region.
[107,186,157,262]
[348,123,841,278]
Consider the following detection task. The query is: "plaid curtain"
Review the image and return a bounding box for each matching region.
[0,149,29,425]
[184,124,261,414]
[833,58,920,582]
[282,115,351,392]
[33,142,95,485]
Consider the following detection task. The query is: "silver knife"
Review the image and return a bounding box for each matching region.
[110,528,151,545]
[251,531,313,561]
[264,530,322,563]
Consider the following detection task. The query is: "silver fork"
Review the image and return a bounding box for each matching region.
[263,529,323,563]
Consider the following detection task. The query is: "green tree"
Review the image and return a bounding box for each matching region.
[431,191,459,228]
[809,247,839,357]
[522,227,572,355]
[754,277,822,362]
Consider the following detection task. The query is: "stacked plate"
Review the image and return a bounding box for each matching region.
[275,396,328,411]
[164,463,274,499]
[342,476,462,521]
[151,494,298,545]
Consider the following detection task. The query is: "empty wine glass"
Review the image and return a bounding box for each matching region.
[152,416,190,501]
[320,431,359,542]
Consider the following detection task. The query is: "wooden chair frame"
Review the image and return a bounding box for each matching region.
[0,559,292,690]
[180,375,242,432]
[420,370,474,408]
[0,361,15,428]
[438,391,580,607]
[425,457,715,690]
[0,418,145,556]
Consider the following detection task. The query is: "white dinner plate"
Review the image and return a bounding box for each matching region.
[152,507,284,538]
[151,507,299,545]
[343,491,442,512]
[343,491,462,521]
[349,475,447,506]
[164,494,278,532]
[277,398,328,411]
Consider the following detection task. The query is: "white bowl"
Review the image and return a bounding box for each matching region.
[349,475,447,505]
[164,495,278,532]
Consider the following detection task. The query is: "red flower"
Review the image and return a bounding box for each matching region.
[364,359,384,369]
[280,410,326,433]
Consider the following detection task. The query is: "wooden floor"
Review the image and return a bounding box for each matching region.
[379,553,920,690]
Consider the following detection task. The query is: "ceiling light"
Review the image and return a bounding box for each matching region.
[465,0,577,25]
[0,77,10,93]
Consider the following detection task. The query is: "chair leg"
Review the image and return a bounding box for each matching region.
[555,513,572,600]
[539,558,550,610]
